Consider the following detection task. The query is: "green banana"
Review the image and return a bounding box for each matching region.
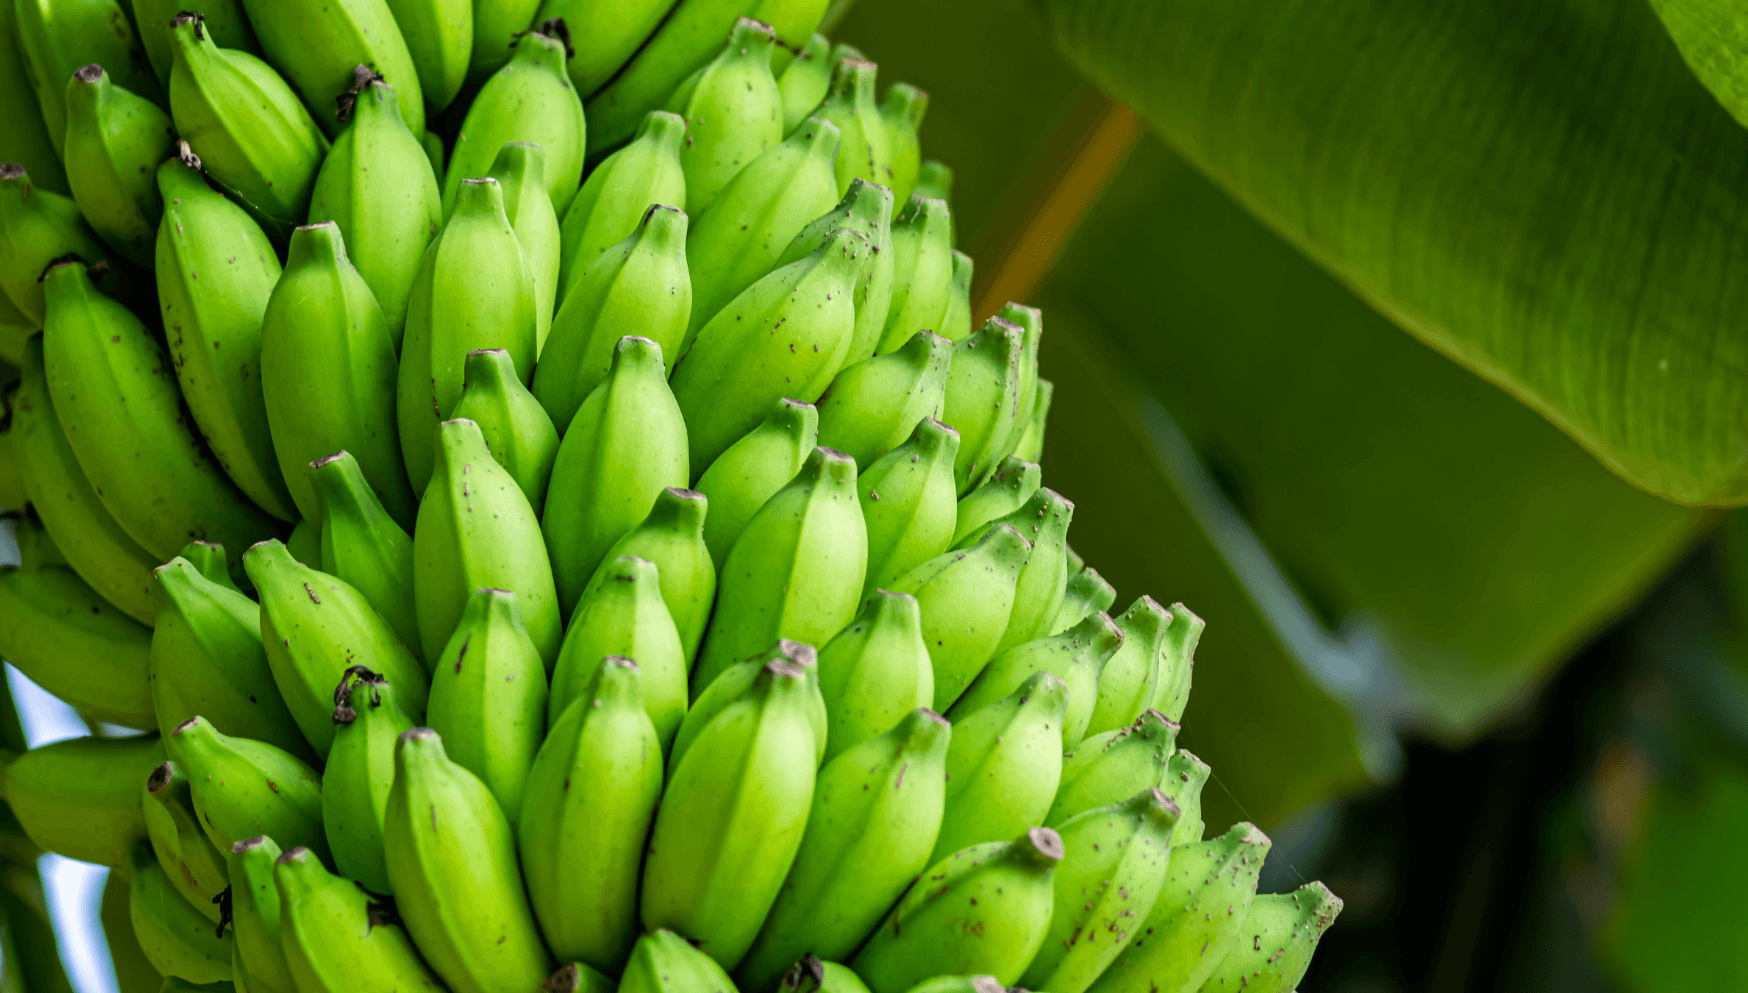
[1086,597,1173,737]
[666,18,783,214]
[134,0,257,90]
[0,563,155,727]
[383,727,551,993]
[227,835,292,993]
[1196,883,1342,993]
[398,177,538,494]
[245,537,429,754]
[815,58,890,196]
[13,0,160,158]
[911,159,952,203]
[1066,543,1085,577]
[543,962,616,993]
[617,930,741,993]
[555,110,686,301]
[467,0,541,84]
[102,868,163,993]
[578,485,715,663]
[167,715,325,858]
[532,0,666,96]
[941,316,1024,494]
[537,204,691,433]
[896,978,1001,993]
[817,329,949,469]
[0,291,31,364]
[680,116,839,341]
[982,487,1073,653]
[952,456,1040,548]
[1021,790,1180,993]
[0,0,69,194]
[151,552,312,759]
[777,32,830,134]
[736,707,951,989]
[126,842,232,984]
[887,523,1031,711]
[1011,378,1052,464]
[0,732,162,866]
[814,590,933,762]
[426,587,549,824]
[939,250,971,342]
[519,656,663,974]
[274,844,445,993]
[167,13,329,226]
[285,515,321,566]
[948,610,1121,750]
[996,303,1043,452]
[781,957,873,993]
[1164,749,1210,848]
[1084,823,1270,993]
[321,667,415,895]
[1045,708,1179,828]
[485,141,561,350]
[929,670,1067,861]
[384,0,470,112]
[7,507,63,569]
[694,397,817,568]
[692,445,866,693]
[235,0,424,137]
[774,176,896,367]
[446,24,585,216]
[157,147,297,522]
[875,195,953,355]
[10,336,157,621]
[63,64,174,267]
[0,164,132,327]
[672,638,825,774]
[422,127,446,187]
[310,450,420,662]
[858,417,960,595]
[880,82,926,204]
[306,70,441,342]
[542,335,689,612]
[548,555,686,748]
[1050,565,1115,637]
[413,417,563,667]
[852,828,1064,992]
[641,654,821,969]
[449,348,559,515]
[143,762,229,923]
[1149,604,1203,723]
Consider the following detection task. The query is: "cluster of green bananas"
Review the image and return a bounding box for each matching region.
[0,0,1342,991]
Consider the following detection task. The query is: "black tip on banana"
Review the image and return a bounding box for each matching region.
[146,761,174,794]
[232,835,271,855]
[399,726,439,743]
[274,845,312,865]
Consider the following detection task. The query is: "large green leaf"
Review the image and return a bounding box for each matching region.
[1028,0,1748,507]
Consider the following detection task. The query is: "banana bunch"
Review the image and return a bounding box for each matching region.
[0,1,1342,990]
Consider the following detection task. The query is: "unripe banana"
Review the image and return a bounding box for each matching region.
[41,259,280,560]
[979,487,1073,653]
[0,562,155,728]
[996,303,1043,448]
[532,0,663,95]
[385,0,471,112]
[879,83,926,205]
[520,656,663,974]
[674,227,866,468]
[384,727,551,993]
[63,64,174,267]
[542,335,688,612]
[555,111,686,299]
[617,930,740,993]
[641,655,821,969]
[897,978,1002,993]
[1011,378,1052,464]
[930,670,1067,861]
[103,867,164,993]
[306,71,441,342]
[166,715,325,858]
[912,160,953,205]
[781,957,874,993]
[852,828,1064,992]
[485,143,562,353]
[817,59,891,196]
[579,486,716,663]
[151,552,311,760]
[238,0,423,137]
[1084,823,1270,993]
[227,836,292,993]
[1022,790,1181,993]
[12,0,159,157]
[952,456,1039,548]
[414,417,563,666]
[142,762,229,922]
[672,638,826,771]
[1086,597,1173,737]
[426,587,549,824]
[549,555,686,749]
[0,293,30,365]
[1164,749,1210,848]
[817,329,949,469]
[815,590,932,763]
[888,523,1031,711]
[858,417,960,595]
[468,0,542,84]
[942,316,1025,494]
[1046,709,1179,828]
[422,127,446,186]
[450,348,559,514]
[167,13,328,226]
[274,844,445,993]
[155,148,297,522]
[126,842,232,984]
[310,450,420,662]
[875,195,953,355]
[1067,543,1085,577]
[691,400,819,572]
[736,707,951,989]
[286,515,322,566]
[1050,565,1115,637]
[775,176,897,367]
[950,610,1121,749]
[398,177,538,494]
[939,250,972,342]
[447,24,585,216]
[1197,883,1343,993]
[135,0,259,91]
[778,33,830,134]
[667,19,783,214]
[1149,603,1202,723]
[693,445,866,693]
[543,961,616,993]
[538,204,691,433]
[0,164,130,325]
[321,667,415,894]
[0,5,66,199]
[0,732,162,867]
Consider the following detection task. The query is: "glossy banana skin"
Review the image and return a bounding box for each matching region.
[817,59,890,196]
[14,0,160,159]
[0,560,155,728]
[1196,882,1342,993]
[0,732,163,867]
[672,638,825,771]
[979,487,1074,653]
[167,715,326,860]
[694,396,817,569]
[1149,604,1203,723]
[617,929,741,993]
[815,589,933,763]
[143,763,229,923]
[858,417,959,596]
[952,456,1040,549]
[888,523,1032,711]
[930,670,1067,861]
[876,195,953,355]
[942,316,1025,494]
[778,177,897,372]
[949,610,1122,750]
[1047,709,1180,828]
[549,556,686,747]
[577,485,715,664]
[447,26,585,217]
[0,164,129,326]
[383,0,471,112]
[555,110,686,302]
[1087,597,1174,737]
[880,82,926,205]
[63,64,174,267]
[274,844,446,993]
[311,450,421,663]
[321,668,416,895]
[449,347,560,515]
[127,842,232,984]
[237,0,425,137]
[1051,565,1116,638]
[777,32,830,134]
[520,656,663,974]
[818,329,948,471]
[384,728,551,993]
[228,835,293,993]
[667,18,783,214]
[156,150,297,522]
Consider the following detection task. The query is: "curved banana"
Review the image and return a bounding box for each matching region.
[858,418,960,595]
[548,555,686,748]
[939,250,972,342]
[996,303,1044,450]
[1150,603,1203,723]
[245,537,429,754]
[1197,883,1343,993]
[449,348,560,514]
[672,638,826,771]
[912,160,952,204]
[0,732,162,867]
[310,451,420,663]
[879,82,926,204]
[941,316,1025,494]
[321,667,415,894]
[577,486,715,664]
[481,142,562,350]
[0,562,155,728]
[167,715,326,858]
[382,0,471,112]
[126,841,232,984]
[142,762,229,923]
[1086,597,1172,737]
[875,195,953,355]
[817,329,948,469]
[63,64,174,267]
[816,58,890,195]
[228,835,293,993]
[694,397,817,569]
[617,930,741,993]
[667,18,783,214]
[948,610,1121,749]
[777,32,829,133]
[274,844,445,992]
[1046,708,1179,828]
[0,164,133,327]
[306,71,441,342]
[0,0,69,194]
[555,110,686,301]
[384,727,551,992]
[236,0,424,137]
[156,147,297,522]
[1011,378,1053,464]
[519,656,663,974]
[736,707,951,989]
[693,445,866,692]
[1051,565,1116,637]
[775,176,897,366]
[851,828,1063,992]
[398,177,537,494]
[887,523,1032,711]
[135,0,259,90]
[930,670,1067,861]
[426,587,549,824]
[13,0,159,158]
[982,487,1073,653]
[447,24,584,216]
[815,590,932,762]
[467,0,541,84]
[1165,749,1211,848]
[640,655,821,969]
[952,456,1040,548]
[415,417,563,666]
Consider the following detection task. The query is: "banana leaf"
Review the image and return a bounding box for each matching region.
[1649,0,1748,132]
